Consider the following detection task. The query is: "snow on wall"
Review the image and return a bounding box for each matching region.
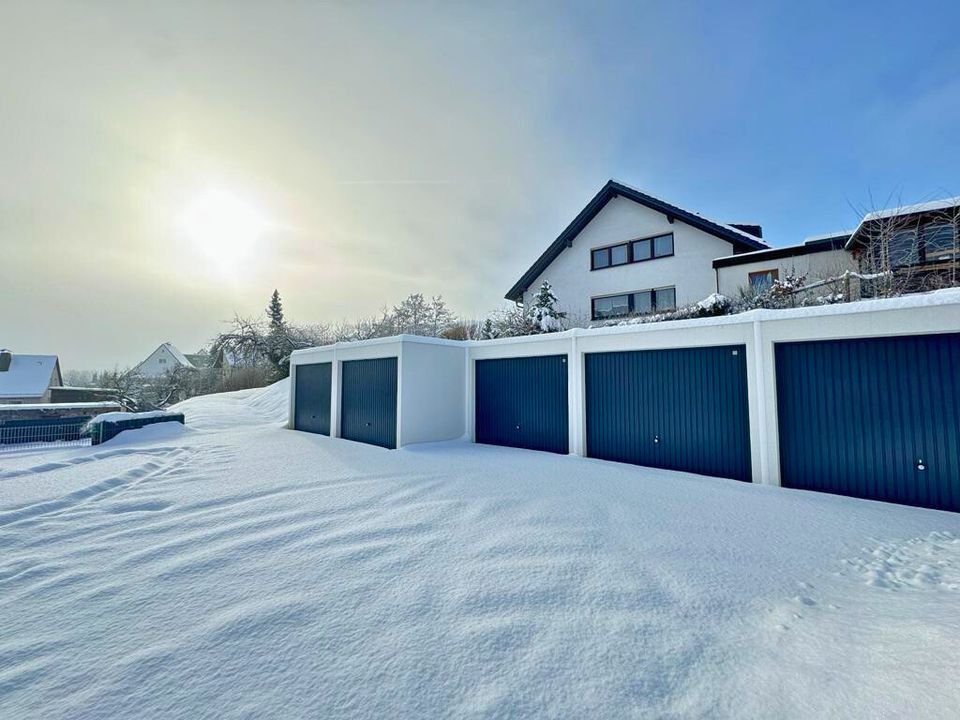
[519,196,739,322]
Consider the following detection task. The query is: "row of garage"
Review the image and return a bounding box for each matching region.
[290,300,960,513]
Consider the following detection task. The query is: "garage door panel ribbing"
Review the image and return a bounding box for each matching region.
[775,334,960,512]
[293,362,332,435]
[585,346,751,482]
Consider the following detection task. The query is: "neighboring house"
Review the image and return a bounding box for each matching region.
[846,196,960,295]
[0,349,63,404]
[714,231,856,298]
[505,180,769,322]
[130,342,198,378]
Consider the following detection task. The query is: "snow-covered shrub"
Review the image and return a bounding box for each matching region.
[527,281,567,333]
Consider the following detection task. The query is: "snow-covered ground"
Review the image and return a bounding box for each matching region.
[1,380,958,718]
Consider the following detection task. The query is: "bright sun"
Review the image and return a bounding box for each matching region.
[180,189,270,275]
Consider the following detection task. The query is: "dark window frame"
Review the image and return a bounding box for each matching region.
[919,223,957,262]
[748,268,779,291]
[590,232,675,271]
[591,285,678,321]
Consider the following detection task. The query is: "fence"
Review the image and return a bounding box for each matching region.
[0,417,92,452]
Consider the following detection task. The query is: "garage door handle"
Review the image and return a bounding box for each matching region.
[653,435,660,444]
[365,422,372,427]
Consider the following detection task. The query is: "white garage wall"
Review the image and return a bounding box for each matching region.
[399,340,466,446]
[290,291,960,489]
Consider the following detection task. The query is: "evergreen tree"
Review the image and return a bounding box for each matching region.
[267,289,285,332]
[265,290,290,378]
[527,281,566,333]
[481,318,495,340]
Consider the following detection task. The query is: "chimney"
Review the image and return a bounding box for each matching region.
[729,223,763,239]
[0,350,11,372]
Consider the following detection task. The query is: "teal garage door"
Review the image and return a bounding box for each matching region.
[293,362,332,435]
[776,333,960,512]
[475,355,569,454]
[585,346,752,482]
[340,357,398,449]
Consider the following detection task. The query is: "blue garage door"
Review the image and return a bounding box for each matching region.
[294,362,332,435]
[776,333,960,512]
[475,355,568,454]
[585,346,751,482]
[340,357,398,449]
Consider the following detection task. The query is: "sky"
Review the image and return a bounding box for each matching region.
[2,1,959,369]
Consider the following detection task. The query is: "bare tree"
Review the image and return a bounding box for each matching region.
[851,192,960,298]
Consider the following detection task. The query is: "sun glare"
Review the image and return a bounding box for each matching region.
[180,189,270,275]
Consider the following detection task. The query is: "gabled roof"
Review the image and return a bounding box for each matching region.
[505,180,769,301]
[845,196,960,249]
[161,342,194,368]
[0,353,62,399]
[131,342,196,375]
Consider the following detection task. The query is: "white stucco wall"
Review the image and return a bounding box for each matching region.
[716,248,856,298]
[398,341,466,446]
[520,196,743,323]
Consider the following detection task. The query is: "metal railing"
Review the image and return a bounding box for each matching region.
[0,419,92,453]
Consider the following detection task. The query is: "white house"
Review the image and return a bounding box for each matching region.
[131,342,198,378]
[505,180,769,322]
[0,349,63,404]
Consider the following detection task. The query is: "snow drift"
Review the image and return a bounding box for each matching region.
[1,383,959,718]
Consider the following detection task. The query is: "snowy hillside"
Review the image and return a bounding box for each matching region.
[1,384,959,718]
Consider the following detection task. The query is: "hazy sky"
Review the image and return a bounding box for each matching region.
[3,1,959,369]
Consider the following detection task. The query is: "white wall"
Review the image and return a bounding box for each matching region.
[716,248,855,298]
[399,341,466,446]
[520,196,741,322]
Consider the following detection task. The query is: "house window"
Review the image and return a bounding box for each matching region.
[632,290,653,315]
[610,243,629,266]
[592,294,631,319]
[158,358,167,364]
[631,238,651,261]
[748,269,779,292]
[655,286,676,311]
[653,233,674,258]
[591,248,610,269]
[591,233,675,270]
[888,229,918,267]
[591,286,677,320]
[921,224,956,261]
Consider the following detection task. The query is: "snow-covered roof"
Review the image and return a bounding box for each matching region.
[861,196,960,223]
[131,342,196,375]
[161,342,194,368]
[0,353,61,399]
[847,196,960,249]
